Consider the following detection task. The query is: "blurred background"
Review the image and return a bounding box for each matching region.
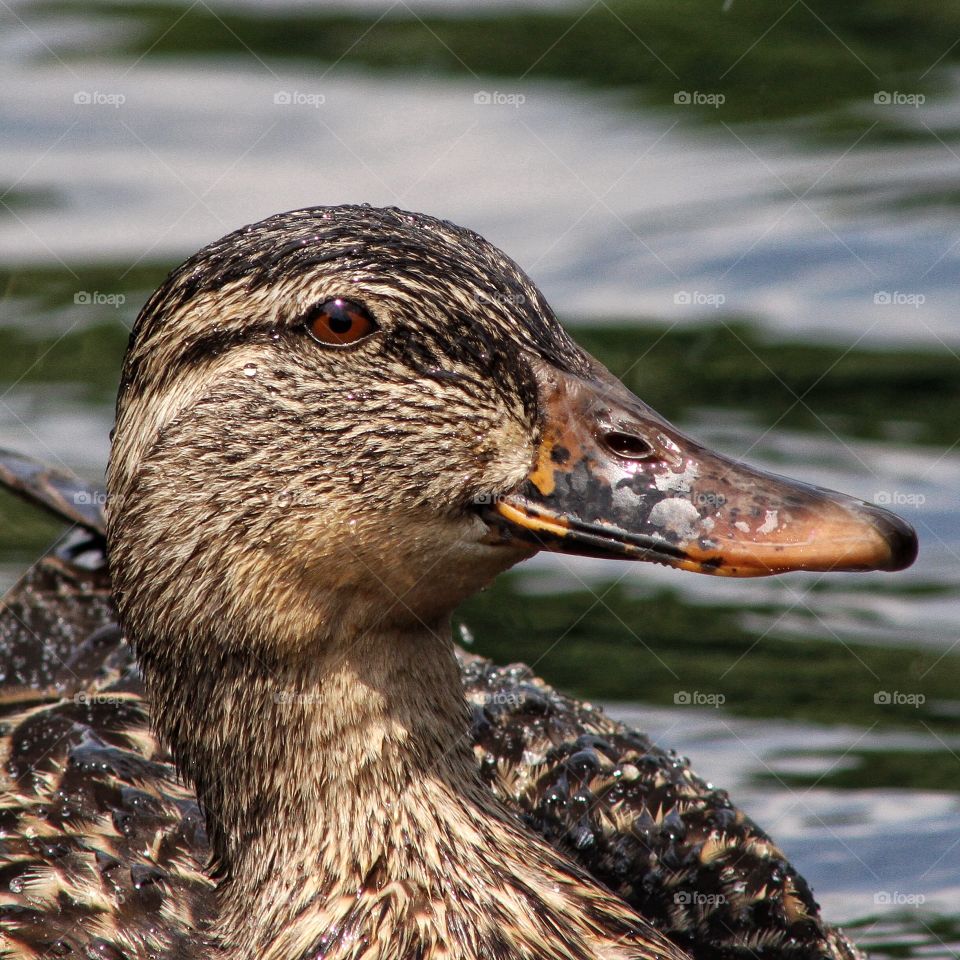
[1,0,959,953]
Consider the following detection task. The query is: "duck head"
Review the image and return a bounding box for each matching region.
[108,204,916,651]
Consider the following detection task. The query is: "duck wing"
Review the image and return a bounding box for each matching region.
[0,450,105,538]
[0,681,214,958]
[463,655,863,960]
[0,448,862,960]
[0,453,213,957]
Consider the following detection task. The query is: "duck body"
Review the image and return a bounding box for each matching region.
[0,205,915,959]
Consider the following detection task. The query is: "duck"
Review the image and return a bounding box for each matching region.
[0,204,917,960]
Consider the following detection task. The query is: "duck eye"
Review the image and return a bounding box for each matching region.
[305,299,378,347]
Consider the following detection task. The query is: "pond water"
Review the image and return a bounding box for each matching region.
[1,0,959,953]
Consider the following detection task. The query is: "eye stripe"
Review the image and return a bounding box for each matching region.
[125,301,378,401]
[124,323,285,401]
[176,324,280,369]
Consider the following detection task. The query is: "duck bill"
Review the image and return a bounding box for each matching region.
[482,358,918,577]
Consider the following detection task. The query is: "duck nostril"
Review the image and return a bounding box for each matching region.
[603,430,654,461]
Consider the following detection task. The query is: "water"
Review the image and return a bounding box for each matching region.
[1,0,958,952]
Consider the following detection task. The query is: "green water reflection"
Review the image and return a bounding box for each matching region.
[36,0,960,137]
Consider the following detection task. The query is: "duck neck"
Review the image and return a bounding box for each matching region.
[149,619,479,955]
[144,618,673,960]
[238,621,477,886]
